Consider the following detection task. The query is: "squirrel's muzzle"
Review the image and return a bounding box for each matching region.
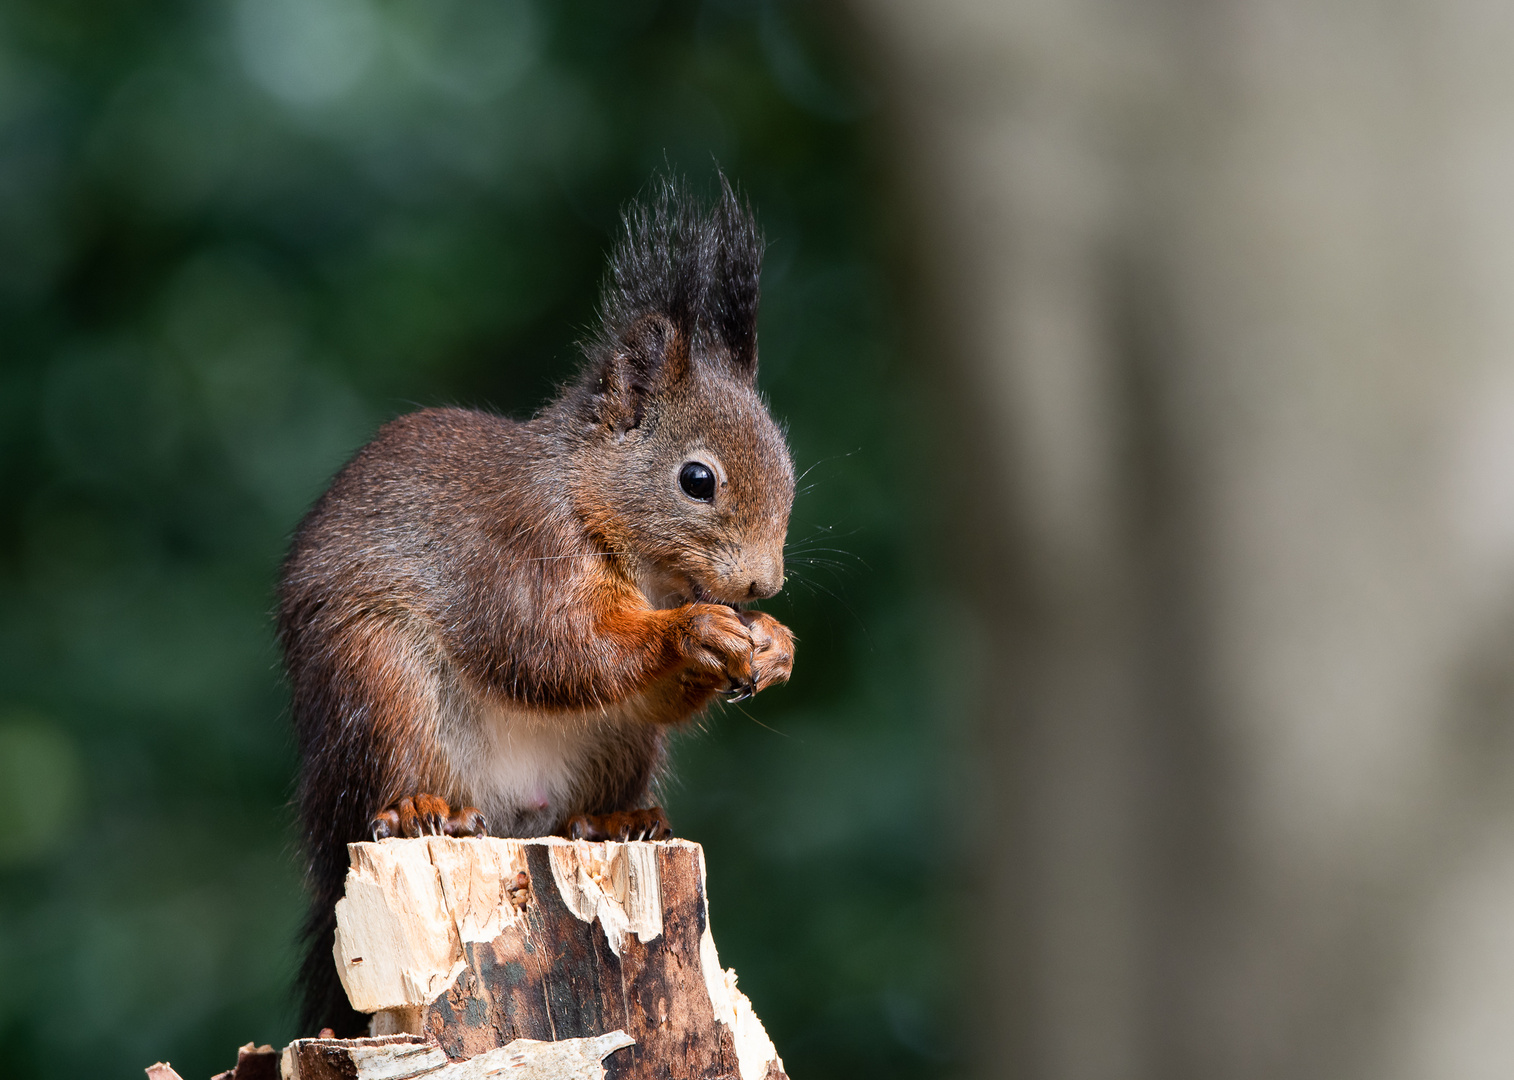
[742,554,783,600]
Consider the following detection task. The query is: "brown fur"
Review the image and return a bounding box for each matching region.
[277,176,795,1035]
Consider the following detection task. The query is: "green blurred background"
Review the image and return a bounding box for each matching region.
[0,2,964,1077]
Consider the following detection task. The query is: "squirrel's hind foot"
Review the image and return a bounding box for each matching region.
[370,794,488,840]
[566,806,672,842]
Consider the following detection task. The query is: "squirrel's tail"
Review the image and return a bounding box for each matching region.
[296,808,372,1036]
[297,890,369,1037]
[292,714,386,1036]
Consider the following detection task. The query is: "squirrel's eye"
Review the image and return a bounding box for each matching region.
[679,462,716,502]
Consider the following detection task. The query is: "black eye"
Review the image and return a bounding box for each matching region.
[679,461,716,502]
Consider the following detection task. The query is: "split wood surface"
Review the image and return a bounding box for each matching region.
[151,836,787,1080]
[151,1031,630,1080]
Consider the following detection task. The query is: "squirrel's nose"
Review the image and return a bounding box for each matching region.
[744,556,783,600]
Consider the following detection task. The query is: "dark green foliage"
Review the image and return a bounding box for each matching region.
[0,2,961,1076]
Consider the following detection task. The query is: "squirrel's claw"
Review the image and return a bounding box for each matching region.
[445,805,488,837]
[742,611,795,694]
[722,679,756,703]
[370,794,487,841]
[567,806,672,842]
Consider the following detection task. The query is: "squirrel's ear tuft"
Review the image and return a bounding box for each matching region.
[591,313,690,432]
[700,172,763,383]
[582,169,764,400]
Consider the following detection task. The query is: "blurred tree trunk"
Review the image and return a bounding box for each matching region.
[852,1,1514,1078]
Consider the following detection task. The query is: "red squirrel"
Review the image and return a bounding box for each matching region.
[276,176,796,1035]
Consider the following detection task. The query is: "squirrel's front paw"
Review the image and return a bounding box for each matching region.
[682,602,757,696]
[370,794,487,840]
[739,611,795,695]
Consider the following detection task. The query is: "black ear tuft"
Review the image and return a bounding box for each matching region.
[701,172,763,380]
[579,169,764,401]
[603,175,703,358]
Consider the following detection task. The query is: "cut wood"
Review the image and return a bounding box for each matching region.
[332,836,786,1080]
[280,1031,632,1080]
[147,836,785,1080]
[210,1041,277,1080]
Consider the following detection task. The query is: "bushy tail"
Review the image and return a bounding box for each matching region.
[296,845,370,1036]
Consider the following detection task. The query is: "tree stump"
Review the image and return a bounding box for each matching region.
[327,836,785,1080]
[151,836,786,1079]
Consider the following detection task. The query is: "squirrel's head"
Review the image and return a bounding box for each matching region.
[564,173,794,608]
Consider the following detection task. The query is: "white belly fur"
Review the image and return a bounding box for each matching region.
[439,690,652,836]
